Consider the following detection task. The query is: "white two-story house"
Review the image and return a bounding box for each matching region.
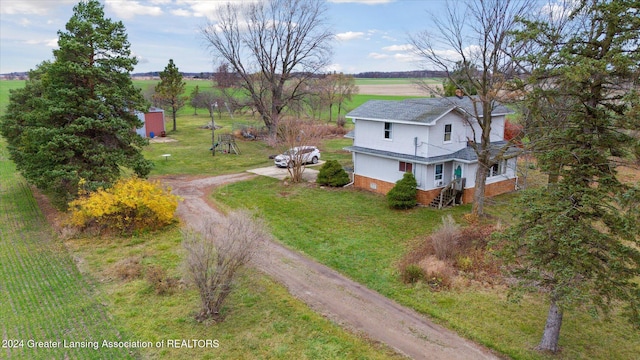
[344,96,519,206]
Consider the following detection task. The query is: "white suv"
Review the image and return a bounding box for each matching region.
[274,146,321,168]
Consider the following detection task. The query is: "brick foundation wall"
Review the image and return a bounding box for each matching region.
[353,174,517,205]
[353,174,395,195]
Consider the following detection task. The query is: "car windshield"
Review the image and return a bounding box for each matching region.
[283,149,296,155]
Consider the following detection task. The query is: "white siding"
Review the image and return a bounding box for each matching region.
[355,153,405,184]
[354,119,430,157]
[350,109,515,194]
[427,113,471,157]
[490,116,506,142]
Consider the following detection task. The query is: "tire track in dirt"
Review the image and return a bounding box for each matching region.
[162,174,501,360]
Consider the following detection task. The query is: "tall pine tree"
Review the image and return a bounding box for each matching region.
[499,0,640,352]
[0,0,151,207]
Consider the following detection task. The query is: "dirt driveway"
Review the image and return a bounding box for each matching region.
[161,174,500,360]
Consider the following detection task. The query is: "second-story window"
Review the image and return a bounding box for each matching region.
[444,124,452,142]
[384,122,392,139]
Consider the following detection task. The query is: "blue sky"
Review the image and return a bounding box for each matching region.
[0,0,553,75]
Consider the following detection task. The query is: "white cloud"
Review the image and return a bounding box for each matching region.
[324,63,343,72]
[177,0,259,20]
[0,0,75,15]
[381,44,413,52]
[134,53,150,64]
[46,38,58,47]
[393,53,418,63]
[368,52,389,59]
[105,0,163,20]
[19,18,31,26]
[540,0,579,22]
[336,31,365,41]
[171,8,192,17]
[25,38,58,48]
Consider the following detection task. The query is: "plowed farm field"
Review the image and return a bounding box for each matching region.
[0,144,136,360]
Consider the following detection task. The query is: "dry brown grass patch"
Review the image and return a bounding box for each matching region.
[109,256,143,281]
[398,218,503,290]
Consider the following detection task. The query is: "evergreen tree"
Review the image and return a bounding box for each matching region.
[387,172,418,209]
[442,61,478,97]
[155,59,186,131]
[499,0,640,352]
[0,0,151,207]
[316,160,350,187]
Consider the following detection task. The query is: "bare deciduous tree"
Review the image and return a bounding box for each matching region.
[409,0,534,216]
[310,73,359,122]
[182,210,269,322]
[201,0,334,134]
[277,117,324,183]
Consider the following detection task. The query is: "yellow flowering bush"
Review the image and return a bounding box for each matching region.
[68,177,180,234]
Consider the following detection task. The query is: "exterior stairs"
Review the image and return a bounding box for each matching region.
[429,178,465,209]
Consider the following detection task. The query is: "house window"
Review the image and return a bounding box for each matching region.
[444,124,452,142]
[384,122,392,139]
[489,160,508,177]
[435,163,443,181]
[399,161,413,173]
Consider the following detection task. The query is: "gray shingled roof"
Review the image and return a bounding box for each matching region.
[346,96,512,124]
[344,141,517,164]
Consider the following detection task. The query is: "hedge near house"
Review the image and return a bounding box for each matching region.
[316,160,350,187]
[387,172,417,209]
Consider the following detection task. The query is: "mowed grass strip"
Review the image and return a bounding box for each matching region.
[211,177,640,360]
[0,142,136,360]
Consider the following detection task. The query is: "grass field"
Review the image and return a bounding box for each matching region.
[0,139,137,359]
[2,77,638,359]
[210,177,640,360]
[62,226,401,360]
[0,82,402,359]
[0,78,425,121]
[0,139,402,359]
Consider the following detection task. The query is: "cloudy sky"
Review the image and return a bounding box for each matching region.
[0,0,553,75]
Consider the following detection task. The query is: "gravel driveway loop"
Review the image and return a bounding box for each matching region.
[160,174,501,360]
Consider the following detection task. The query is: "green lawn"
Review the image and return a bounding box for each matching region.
[3,77,637,359]
[63,227,402,360]
[0,80,26,116]
[0,136,402,359]
[211,177,640,360]
[0,139,136,359]
[141,113,353,177]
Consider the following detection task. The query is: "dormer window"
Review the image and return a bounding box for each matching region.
[444,124,452,142]
[384,122,392,139]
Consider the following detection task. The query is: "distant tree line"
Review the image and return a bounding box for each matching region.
[352,70,446,78]
[128,70,448,80]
